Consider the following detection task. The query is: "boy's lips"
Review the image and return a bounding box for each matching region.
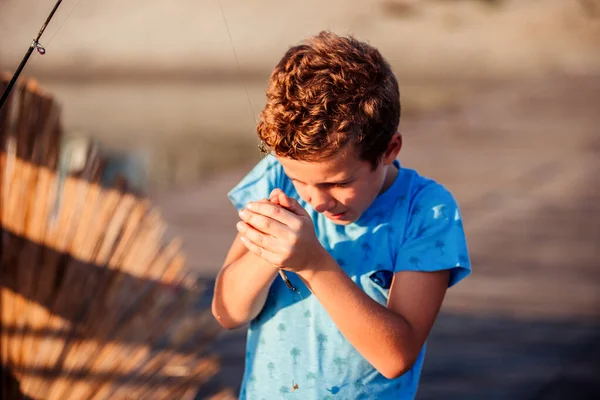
[325,211,346,220]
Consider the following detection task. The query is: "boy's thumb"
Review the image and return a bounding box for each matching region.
[269,189,307,216]
[269,189,283,206]
[277,192,306,217]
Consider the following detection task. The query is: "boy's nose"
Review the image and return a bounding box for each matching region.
[310,190,335,213]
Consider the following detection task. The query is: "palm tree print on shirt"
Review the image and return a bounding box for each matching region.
[333,356,346,374]
[247,374,256,389]
[412,204,422,215]
[409,256,421,269]
[277,323,286,340]
[361,242,372,260]
[267,362,275,378]
[353,379,365,390]
[304,309,312,327]
[317,333,328,351]
[306,372,317,387]
[435,239,446,255]
[290,347,301,364]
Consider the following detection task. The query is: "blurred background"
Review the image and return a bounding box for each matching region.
[1,0,599,398]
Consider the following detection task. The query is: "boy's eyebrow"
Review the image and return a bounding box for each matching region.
[288,175,355,185]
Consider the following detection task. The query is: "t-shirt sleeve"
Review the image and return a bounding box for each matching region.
[395,183,471,288]
[227,154,287,212]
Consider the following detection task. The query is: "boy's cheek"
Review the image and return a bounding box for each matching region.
[332,189,360,207]
[340,188,359,201]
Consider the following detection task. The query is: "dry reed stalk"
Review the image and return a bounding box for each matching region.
[1,74,226,399]
[1,154,223,400]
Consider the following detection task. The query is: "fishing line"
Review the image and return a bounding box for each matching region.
[217,0,259,128]
[36,0,86,56]
[217,0,300,295]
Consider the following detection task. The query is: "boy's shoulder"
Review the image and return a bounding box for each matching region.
[384,164,470,287]
[406,168,458,207]
[378,162,461,219]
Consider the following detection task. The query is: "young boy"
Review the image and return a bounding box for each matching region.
[211,31,471,399]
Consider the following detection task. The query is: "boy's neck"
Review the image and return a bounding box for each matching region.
[378,161,399,196]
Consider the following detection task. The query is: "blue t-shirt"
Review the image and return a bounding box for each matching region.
[227,154,471,400]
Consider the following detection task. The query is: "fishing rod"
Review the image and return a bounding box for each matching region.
[0,0,302,297]
[0,0,64,111]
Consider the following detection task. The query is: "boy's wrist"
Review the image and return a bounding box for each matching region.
[297,249,339,283]
[237,250,281,281]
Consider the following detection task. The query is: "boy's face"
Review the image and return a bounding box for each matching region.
[277,133,402,225]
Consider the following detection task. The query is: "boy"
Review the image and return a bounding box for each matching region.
[211,31,471,399]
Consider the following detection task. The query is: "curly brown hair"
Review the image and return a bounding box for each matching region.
[257,31,400,168]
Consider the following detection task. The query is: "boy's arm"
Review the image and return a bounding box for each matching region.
[299,259,449,379]
[211,232,279,329]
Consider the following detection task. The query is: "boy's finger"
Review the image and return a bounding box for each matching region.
[236,221,277,252]
[237,226,283,265]
[245,198,272,209]
[239,208,288,237]
[278,194,308,217]
[269,195,281,205]
[268,190,305,217]
[239,235,280,265]
[277,192,289,207]
[269,188,284,201]
[246,201,297,226]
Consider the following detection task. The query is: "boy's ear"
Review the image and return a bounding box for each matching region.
[383,132,402,164]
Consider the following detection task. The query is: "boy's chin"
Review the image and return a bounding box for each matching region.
[329,219,351,225]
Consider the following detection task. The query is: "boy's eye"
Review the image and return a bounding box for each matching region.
[331,181,351,188]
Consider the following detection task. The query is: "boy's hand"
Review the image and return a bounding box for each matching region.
[236,189,327,273]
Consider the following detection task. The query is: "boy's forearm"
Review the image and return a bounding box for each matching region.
[212,252,279,329]
[298,255,417,379]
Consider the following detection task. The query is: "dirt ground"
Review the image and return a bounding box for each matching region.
[150,74,600,399]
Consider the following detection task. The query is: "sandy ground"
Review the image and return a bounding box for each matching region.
[150,74,600,399]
